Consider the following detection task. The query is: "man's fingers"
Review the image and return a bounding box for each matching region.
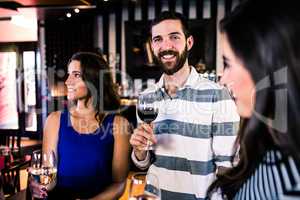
[130,123,157,153]
[130,135,147,150]
[130,134,147,145]
[140,123,154,134]
[136,124,157,143]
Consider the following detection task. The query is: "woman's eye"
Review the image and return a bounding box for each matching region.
[223,61,230,69]
[74,73,82,78]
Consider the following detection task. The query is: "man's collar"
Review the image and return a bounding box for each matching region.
[156,66,199,89]
[184,67,199,88]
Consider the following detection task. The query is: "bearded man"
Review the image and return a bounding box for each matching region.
[130,11,240,200]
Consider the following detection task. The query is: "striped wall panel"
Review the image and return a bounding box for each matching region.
[108,13,116,82]
[95,0,238,83]
[216,0,225,76]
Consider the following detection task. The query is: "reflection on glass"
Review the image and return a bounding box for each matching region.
[129,172,161,200]
[23,51,37,131]
[0,52,18,129]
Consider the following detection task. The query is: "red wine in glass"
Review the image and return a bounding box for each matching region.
[137,93,159,124]
[137,94,159,150]
[137,107,158,124]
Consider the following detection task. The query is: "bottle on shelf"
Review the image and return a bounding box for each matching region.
[208,70,216,82]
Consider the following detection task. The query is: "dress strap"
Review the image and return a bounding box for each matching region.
[101,114,115,127]
[59,109,69,128]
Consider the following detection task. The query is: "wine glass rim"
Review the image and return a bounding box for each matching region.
[131,172,147,183]
[131,172,159,182]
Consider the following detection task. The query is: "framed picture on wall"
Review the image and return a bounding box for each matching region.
[0,51,19,129]
[0,42,41,138]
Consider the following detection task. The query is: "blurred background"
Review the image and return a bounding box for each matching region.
[0,0,241,198]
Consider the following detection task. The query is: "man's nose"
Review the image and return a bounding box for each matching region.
[161,38,173,50]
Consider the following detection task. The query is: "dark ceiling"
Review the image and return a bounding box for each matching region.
[0,0,136,20]
[0,0,94,20]
[0,0,93,8]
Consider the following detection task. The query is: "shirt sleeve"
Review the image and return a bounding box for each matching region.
[211,87,240,168]
[131,150,151,170]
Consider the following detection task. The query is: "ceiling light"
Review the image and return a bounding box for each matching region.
[74,8,80,13]
[66,13,71,18]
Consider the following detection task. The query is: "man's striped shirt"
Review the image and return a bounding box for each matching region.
[132,67,240,200]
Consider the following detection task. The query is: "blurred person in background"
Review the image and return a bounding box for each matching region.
[30,52,131,200]
[207,0,300,199]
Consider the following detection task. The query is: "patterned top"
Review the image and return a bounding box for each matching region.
[233,149,300,200]
[132,67,240,200]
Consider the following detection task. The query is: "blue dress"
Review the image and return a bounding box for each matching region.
[49,110,115,199]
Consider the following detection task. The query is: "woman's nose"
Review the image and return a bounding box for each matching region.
[219,73,227,86]
[220,70,231,86]
[65,75,71,85]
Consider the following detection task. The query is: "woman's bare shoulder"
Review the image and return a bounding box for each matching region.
[113,114,128,123]
[48,110,62,118]
[46,111,62,125]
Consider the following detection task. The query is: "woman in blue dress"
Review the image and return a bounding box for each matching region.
[30,52,131,199]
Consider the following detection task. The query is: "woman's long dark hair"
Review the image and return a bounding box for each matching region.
[68,52,120,121]
[207,0,300,198]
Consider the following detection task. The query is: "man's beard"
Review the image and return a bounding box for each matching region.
[153,46,188,75]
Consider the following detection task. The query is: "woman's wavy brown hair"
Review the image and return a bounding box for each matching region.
[68,52,120,120]
[207,0,300,199]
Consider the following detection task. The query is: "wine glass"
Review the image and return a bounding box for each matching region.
[129,172,161,200]
[28,150,57,195]
[137,93,159,150]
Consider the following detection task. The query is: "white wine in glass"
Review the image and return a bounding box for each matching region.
[28,150,57,191]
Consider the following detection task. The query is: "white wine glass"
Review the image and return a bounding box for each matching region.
[28,150,57,199]
[40,151,57,190]
[129,172,161,200]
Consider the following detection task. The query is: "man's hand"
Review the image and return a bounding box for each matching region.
[129,123,157,160]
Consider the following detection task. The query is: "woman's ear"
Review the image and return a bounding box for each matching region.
[186,35,194,51]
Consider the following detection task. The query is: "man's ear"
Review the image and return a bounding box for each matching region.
[186,35,194,51]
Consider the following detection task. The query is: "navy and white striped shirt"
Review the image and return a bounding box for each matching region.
[234,149,300,200]
[132,67,240,200]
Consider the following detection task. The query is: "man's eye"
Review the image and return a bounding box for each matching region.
[170,35,179,40]
[153,38,161,43]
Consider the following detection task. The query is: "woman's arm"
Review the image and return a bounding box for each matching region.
[42,111,60,157]
[90,115,132,200]
[30,111,60,199]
